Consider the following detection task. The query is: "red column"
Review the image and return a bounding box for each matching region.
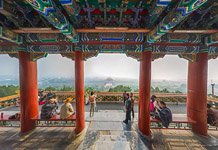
[75,51,85,134]
[187,52,208,136]
[19,51,38,133]
[138,51,152,136]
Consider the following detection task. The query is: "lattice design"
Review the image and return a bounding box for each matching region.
[159,34,201,43]
[26,33,68,42]
[80,33,144,42]
[147,0,208,43]
[153,45,200,54]
[26,45,74,53]
[0,26,23,44]
[206,33,218,45]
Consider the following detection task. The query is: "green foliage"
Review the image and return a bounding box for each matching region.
[44,86,56,91]
[85,86,95,93]
[108,85,132,92]
[0,85,19,98]
[175,90,182,93]
[60,85,73,91]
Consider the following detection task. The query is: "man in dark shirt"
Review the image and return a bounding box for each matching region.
[156,101,172,128]
[40,98,58,120]
[123,91,128,105]
[123,93,131,124]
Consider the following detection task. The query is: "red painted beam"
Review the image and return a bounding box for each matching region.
[28,42,75,46]
[153,42,199,46]
[0,42,18,46]
[80,41,144,45]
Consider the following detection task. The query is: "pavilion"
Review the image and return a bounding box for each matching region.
[0,0,217,137]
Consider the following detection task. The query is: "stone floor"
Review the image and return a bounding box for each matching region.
[0,111,218,149]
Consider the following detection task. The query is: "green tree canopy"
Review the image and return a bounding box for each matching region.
[108,85,132,92]
[0,85,19,98]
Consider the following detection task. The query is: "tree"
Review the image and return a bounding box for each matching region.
[161,88,169,93]
[44,86,56,91]
[60,85,73,91]
[175,90,182,93]
[0,85,19,98]
[108,85,132,92]
[154,87,160,93]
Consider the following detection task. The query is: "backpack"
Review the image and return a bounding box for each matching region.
[40,103,56,119]
[159,107,172,128]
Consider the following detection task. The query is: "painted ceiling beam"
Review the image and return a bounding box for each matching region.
[58,0,80,27]
[206,33,218,46]
[12,28,218,34]
[147,0,208,43]
[0,26,23,44]
[148,0,173,28]
[26,0,78,42]
[178,0,216,29]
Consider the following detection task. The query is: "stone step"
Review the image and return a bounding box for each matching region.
[98,134,127,142]
[94,141,131,150]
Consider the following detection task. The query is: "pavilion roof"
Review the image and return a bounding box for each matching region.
[0,0,217,60]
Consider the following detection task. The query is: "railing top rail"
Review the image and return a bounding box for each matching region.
[0,94,19,102]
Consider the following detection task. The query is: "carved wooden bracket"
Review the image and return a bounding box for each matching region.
[8,52,48,61]
[125,51,165,61]
[178,54,197,62]
[61,51,99,61]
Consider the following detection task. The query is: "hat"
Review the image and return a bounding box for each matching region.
[49,98,56,103]
[64,98,72,103]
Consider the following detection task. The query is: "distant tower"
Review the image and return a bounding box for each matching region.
[211,83,215,97]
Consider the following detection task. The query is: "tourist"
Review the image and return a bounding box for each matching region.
[130,92,134,118]
[155,101,172,128]
[123,91,128,105]
[150,95,157,113]
[94,91,98,111]
[89,91,96,117]
[46,90,54,99]
[123,93,132,124]
[15,97,20,107]
[40,97,58,119]
[207,104,218,126]
[39,90,47,105]
[60,98,75,119]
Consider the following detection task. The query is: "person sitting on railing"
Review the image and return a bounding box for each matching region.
[39,90,47,105]
[40,96,58,120]
[207,103,218,126]
[47,90,54,99]
[150,95,158,117]
[155,101,172,128]
[60,98,75,119]
[15,97,20,107]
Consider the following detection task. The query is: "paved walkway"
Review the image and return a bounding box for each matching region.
[0,110,218,149]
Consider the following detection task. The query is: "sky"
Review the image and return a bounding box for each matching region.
[0,54,218,82]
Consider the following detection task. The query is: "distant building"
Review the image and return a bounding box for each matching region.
[104,77,114,88]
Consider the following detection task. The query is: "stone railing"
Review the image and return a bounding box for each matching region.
[49,91,187,103]
[1,92,218,109]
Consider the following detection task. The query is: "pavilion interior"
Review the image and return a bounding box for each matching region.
[0,0,218,149]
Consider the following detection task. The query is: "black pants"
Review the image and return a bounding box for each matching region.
[131,108,134,118]
[124,111,131,122]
